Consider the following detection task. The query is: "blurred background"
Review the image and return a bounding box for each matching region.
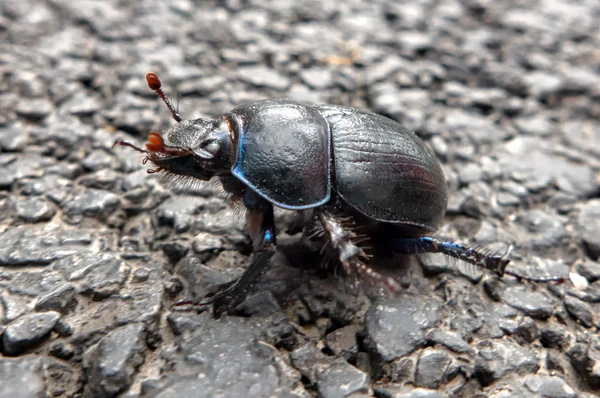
[0,0,599,397]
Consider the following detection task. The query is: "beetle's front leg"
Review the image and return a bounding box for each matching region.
[318,211,401,293]
[211,191,277,317]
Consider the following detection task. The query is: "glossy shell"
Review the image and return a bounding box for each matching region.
[228,100,448,231]
[318,105,448,230]
[229,100,331,209]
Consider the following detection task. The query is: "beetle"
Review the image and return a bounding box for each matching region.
[114,72,563,316]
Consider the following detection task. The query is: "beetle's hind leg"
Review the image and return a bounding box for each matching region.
[390,237,564,282]
[318,211,402,293]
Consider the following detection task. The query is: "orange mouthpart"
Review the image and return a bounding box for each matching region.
[145,132,165,152]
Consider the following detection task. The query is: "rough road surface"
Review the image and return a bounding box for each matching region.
[1,0,599,397]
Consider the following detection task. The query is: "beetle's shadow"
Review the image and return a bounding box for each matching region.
[271,236,421,299]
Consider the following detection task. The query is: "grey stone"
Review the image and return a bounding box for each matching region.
[317,358,372,398]
[324,325,360,362]
[14,196,55,222]
[524,375,577,398]
[35,283,77,313]
[363,296,441,362]
[578,200,600,260]
[161,313,307,397]
[568,342,600,389]
[237,65,290,91]
[540,323,570,349]
[83,323,145,397]
[63,188,121,221]
[53,252,129,298]
[15,98,54,121]
[576,261,600,282]
[415,348,451,389]
[2,312,60,355]
[0,123,28,151]
[425,329,474,354]
[82,149,116,171]
[0,226,90,265]
[564,296,595,328]
[500,285,554,319]
[475,339,539,386]
[374,384,447,398]
[300,67,333,90]
[0,356,45,398]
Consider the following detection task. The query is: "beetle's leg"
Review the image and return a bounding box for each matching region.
[390,237,564,282]
[210,191,277,317]
[318,211,402,293]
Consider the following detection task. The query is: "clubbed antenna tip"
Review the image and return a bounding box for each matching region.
[146,72,182,123]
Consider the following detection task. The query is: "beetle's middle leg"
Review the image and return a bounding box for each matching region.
[317,210,401,293]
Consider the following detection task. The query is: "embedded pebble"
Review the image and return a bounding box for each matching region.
[2,312,60,355]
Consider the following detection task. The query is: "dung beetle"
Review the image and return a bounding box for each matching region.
[114,72,563,316]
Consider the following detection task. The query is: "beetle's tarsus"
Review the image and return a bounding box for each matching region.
[390,237,564,283]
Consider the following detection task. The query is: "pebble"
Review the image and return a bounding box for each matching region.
[2,311,60,355]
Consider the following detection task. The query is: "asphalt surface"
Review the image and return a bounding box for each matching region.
[1,0,599,397]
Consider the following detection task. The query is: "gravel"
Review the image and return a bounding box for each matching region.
[0,0,599,396]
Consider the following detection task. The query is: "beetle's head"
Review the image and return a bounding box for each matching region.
[113,72,232,181]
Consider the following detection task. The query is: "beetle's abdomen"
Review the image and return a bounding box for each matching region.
[229,100,332,209]
[318,105,448,231]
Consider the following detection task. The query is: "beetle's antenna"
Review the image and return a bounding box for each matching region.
[146,72,182,123]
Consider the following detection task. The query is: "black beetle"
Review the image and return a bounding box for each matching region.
[114,72,563,316]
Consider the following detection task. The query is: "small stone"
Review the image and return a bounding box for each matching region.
[300,68,333,90]
[475,339,539,386]
[425,329,474,354]
[64,188,121,221]
[2,312,60,355]
[363,296,441,361]
[430,136,448,159]
[540,324,570,349]
[161,241,189,263]
[324,325,360,362]
[317,358,372,398]
[564,296,595,328]
[569,272,589,291]
[237,66,290,91]
[524,375,576,398]
[14,196,55,222]
[0,123,28,151]
[578,200,600,260]
[568,342,600,389]
[15,98,54,122]
[132,267,150,283]
[49,342,75,360]
[53,253,129,298]
[35,284,77,313]
[0,356,45,397]
[82,149,115,171]
[414,348,451,389]
[83,323,145,397]
[576,262,600,283]
[373,384,446,398]
[500,286,554,319]
[458,163,482,185]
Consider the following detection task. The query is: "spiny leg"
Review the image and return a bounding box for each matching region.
[318,211,402,293]
[176,190,277,317]
[390,237,564,282]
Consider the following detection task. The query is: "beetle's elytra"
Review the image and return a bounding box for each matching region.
[114,72,564,316]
